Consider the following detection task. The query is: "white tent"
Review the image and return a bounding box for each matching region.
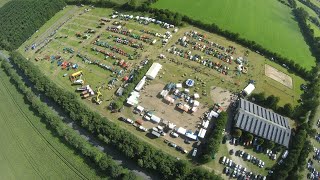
[193,100,200,107]
[164,96,175,104]
[198,128,207,138]
[194,93,200,99]
[151,115,161,124]
[243,83,255,96]
[176,83,182,88]
[202,120,209,129]
[168,123,176,130]
[191,107,198,113]
[183,104,190,112]
[184,89,190,93]
[146,63,162,80]
[135,76,146,91]
[186,133,198,141]
[160,90,169,97]
[176,127,187,135]
[208,110,219,119]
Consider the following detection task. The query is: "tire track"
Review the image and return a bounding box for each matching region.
[0,72,88,180]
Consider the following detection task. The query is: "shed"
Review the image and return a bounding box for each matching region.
[202,120,209,129]
[198,128,207,138]
[151,115,161,124]
[135,76,146,91]
[243,83,255,96]
[176,127,187,135]
[194,93,200,99]
[186,133,198,141]
[146,63,162,80]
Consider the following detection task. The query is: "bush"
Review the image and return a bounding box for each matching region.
[232,128,242,138]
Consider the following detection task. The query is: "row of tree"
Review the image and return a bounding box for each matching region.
[9,51,222,180]
[0,0,66,50]
[0,59,135,179]
[199,112,228,163]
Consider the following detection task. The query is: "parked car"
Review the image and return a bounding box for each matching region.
[138,126,148,132]
[118,117,126,121]
[126,118,134,124]
[170,132,179,138]
[184,139,191,144]
[169,142,177,148]
[192,148,198,157]
[229,149,234,155]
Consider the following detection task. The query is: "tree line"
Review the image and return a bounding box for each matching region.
[0,0,66,50]
[8,51,222,180]
[199,112,228,163]
[0,59,136,179]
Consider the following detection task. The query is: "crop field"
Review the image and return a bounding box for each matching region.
[19,5,306,177]
[0,66,101,179]
[152,0,316,70]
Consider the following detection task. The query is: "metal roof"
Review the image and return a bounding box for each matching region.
[234,99,291,147]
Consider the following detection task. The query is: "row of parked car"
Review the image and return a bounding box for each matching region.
[307,158,320,180]
[220,156,266,180]
[164,139,188,154]
[231,150,265,168]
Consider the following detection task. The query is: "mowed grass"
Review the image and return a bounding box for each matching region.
[0,67,101,179]
[152,0,316,70]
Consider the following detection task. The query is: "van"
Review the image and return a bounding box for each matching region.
[282,150,289,159]
[170,132,179,138]
[221,156,226,164]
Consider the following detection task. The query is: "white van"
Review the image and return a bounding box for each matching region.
[170,132,179,138]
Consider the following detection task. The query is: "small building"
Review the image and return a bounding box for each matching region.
[135,76,146,92]
[198,128,207,138]
[242,83,255,96]
[146,63,162,80]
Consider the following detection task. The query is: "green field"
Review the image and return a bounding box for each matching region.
[0,67,101,179]
[310,0,320,8]
[152,0,316,69]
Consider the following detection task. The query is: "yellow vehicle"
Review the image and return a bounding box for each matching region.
[94,87,102,104]
[70,71,83,81]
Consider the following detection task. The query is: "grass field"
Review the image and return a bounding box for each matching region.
[152,0,316,70]
[310,0,320,8]
[0,66,101,179]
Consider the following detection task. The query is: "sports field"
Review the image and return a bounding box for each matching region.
[0,67,100,179]
[152,0,316,69]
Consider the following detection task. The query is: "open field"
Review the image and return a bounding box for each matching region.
[152,0,316,70]
[0,66,101,179]
[265,64,293,88]
[18,5,307,177]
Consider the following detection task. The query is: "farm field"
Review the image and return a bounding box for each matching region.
[0,66,101,179]
[19,5,306,177]
[152,0,316,70]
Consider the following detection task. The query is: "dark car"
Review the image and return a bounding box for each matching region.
[184,139,191,144]
[176,146,183,151]
[229,149,234,155]
[118,117,126,121]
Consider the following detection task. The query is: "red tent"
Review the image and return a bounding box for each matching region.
[123,76,128,81]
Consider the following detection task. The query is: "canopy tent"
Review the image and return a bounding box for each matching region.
[168,123,176,130]
[243,83,255,96]
[193,100,200,107]
[194,93,200,99]
[191,107,198,113]
[135,76,146,91]
[136,105,144,112]
[198,128,207,138]
[164,96,175,104]
[202,120,209,129]
[208,110,219,119]
[176,127,187,135]
[146,63,162,80]
[160,90,169,97]
[186,133,198,141]
[176,83,182,88]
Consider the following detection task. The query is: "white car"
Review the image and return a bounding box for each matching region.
[139,126,148,132]
[126,118,134,124]
[192,148,198,157]
[143,115,151,121]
